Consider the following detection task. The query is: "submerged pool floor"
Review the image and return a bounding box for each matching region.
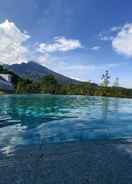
[0,140,132,184]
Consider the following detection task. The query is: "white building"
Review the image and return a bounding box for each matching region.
[0,74,13,91]
[0,74,11,82]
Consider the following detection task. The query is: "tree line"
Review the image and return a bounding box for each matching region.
[0,66,132,98]
[15,71,132,98]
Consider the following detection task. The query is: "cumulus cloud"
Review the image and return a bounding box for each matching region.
[0,20,83,65]
[99,23,132,58]
[0,20,30,65]
[112,23,132,57]
[37,36,82,53]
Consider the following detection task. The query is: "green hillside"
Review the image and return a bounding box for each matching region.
[0,65,132,98]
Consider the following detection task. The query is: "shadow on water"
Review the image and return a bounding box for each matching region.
[101,96,119,120]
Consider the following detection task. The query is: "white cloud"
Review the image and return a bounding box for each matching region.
[112,23,132,57]
[0,20,82,65]
[0,20,30,65]
[91,46,101,51]
[110,26,121,32]
[99,23,132,58]
[99,33,113,41]
[37,36,82,53]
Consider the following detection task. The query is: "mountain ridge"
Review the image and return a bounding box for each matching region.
[6,61,82,85]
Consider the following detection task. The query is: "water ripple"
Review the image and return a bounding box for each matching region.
[0,94,132,155]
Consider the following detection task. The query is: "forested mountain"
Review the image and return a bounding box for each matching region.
[6,61,81,85]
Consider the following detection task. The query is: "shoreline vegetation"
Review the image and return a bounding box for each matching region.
[0,65,132,98]
[15,77,132,98]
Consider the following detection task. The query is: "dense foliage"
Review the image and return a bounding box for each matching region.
[15,74,132,98]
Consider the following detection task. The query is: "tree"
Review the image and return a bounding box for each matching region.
[16,79,32,93]
[101,70,111,87]
[40,75,59,94]
[113,77,119,87]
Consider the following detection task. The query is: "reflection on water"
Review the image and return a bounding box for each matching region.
[0,94,132,155]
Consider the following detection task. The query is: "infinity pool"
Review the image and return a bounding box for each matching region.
[0,94,132,154]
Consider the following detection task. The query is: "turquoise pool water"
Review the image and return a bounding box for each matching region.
[0,94,132,154]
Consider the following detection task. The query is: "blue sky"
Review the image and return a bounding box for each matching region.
[0,0,132,88]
